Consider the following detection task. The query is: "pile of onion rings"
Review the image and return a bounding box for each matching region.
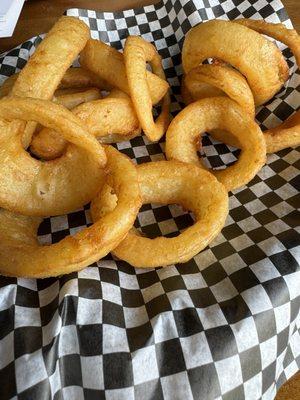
[0,15,298,277]
[181,19,300,153]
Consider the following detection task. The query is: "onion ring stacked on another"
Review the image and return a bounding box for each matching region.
[0,146,141,278]
[182,19,289,106]
[91,160,228,268]
[181,19,300,153]
[0,97,106,216]
[166,97,266,192]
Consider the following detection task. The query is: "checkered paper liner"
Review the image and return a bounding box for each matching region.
[0,0,299,399]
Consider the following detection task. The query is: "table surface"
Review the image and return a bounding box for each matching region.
[0,1,299,399]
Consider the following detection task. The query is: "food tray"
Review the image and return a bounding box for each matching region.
[0,0,299,399]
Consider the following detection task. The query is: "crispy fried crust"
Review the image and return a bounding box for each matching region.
[80,39,169,105]
[124,36,170,142]
[182,20,289,105]
[166,97,266,191]
[0,147,141,278]
[30,90,141,160]
[182,65,255,117]
[0,97,106,216]
[236,19,300,67]
[265,111,300,153]
[91,160,228,268]
[11,17,90,148]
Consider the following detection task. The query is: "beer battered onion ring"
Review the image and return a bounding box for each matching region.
[265,110,300,153]
[236,19,300,152]
[11,17,90,148]
[80,39,169,105]
[0,146,141,278]
[30,90,140,160]
[29,88,102,160]
[236,19,300,67]
[182,65,255,117]
[0,97,106,216]
[0,67,108,99]
[181,76,224,105]
[124,36,170,142]
[182,20,289,106]
[166,97,266,191]
[91,160,228,268]
[182,64,255,149]
[53,87,101,109]
[58,67,112,91]
[189,20,300,153]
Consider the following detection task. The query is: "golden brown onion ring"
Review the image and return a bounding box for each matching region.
[236,19,300,152]
[124,36,170,142]
[182,65,255,117]
[59,66,111,90]
[0,96,106,216]
[29,88,102,160]
[236,19,300,67]
[182,64,256,149]
[80,39,169,105]
[200,20,300,153]
[166,97,266,191]
[182,20,289,105]
[54,87,101,109]
[181,76,224,105]
[30,90,140,160]
[0,146,141,278]
[0,67,110,100]
[264,111,300,153]
[11,17,90,148]
[91,160,228,268]
[12,18,89,100]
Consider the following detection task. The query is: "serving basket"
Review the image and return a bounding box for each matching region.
[0,0,299,399]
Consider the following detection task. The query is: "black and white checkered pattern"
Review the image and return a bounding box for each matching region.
[0,1,299,399]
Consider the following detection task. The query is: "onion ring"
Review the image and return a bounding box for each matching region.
[11,17,89,100]
[54,87,101,109]
[186,19,300,153]
[124,36,170,142]
[166,97,266,191]
[0,146,141,278]
[182,65,255,117]
[80,39,169,105]
[29,88,102,160]
[59,66,111,90]
[264,110,300,153]
[236,19,300,67]
[30,90,140,160]
[0,96,106,216]
[182,64,256,148]
[181,76,224,105]
[91,160,228,268]
[182,19,289,106]
[235,19,300,152]
[0,67,109,99]
[11,17,90,148]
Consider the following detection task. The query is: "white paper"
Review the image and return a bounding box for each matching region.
[0,0,25,38]
[0,0,13,17]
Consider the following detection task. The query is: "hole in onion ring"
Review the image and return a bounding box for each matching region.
[197,132,241,170]
[132,203,195,239]
[37,206,91,245]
